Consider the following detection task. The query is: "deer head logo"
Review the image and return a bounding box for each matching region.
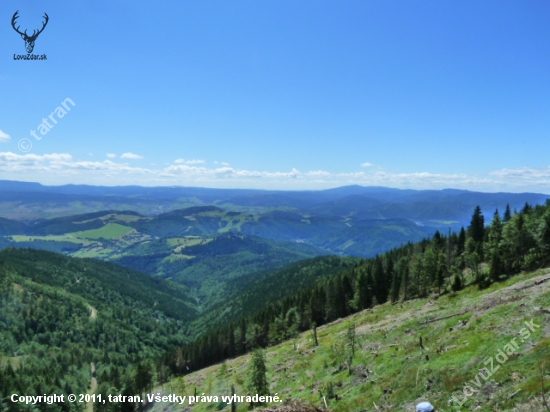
[11,11,49,54]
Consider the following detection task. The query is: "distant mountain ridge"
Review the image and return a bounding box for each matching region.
[1,180,547,227]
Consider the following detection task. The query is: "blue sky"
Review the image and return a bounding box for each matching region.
[1,0,550,191]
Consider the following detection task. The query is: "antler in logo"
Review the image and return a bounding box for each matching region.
[11,11,49,54]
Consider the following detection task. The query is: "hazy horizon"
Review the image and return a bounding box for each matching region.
[2,178,550,196]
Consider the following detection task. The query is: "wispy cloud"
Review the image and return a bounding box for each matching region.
[106,153,117,158]
[121,152,143,160]
[0,130,11,143]
[489,167,550,188]
[360,162,374,167]
[0,151,549,192]
[174,158,206,165]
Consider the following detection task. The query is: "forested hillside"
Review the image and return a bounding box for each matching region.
[2,200,550,411]
[0,249,197,411]
[111,232,325,311]
[192,255,359,335]
[166,201,550,377]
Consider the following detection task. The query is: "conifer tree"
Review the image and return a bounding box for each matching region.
[351,270,372,310]
[468,206,485,260]
[436,251,447,294]
[456,227,466,268]
[433,230,444,249]
[489,249,504,283]
[345,322,356,374]
[398,256,410,301]
[372,256,387,304]
[248,348,269,399]
[389,265,401,303]
[469,206,485,243]
[504,204,512,222]
[451,272,462,292]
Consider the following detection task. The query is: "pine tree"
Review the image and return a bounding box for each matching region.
[135,361,153,400]
[372,256,387,304]
[435,251,446,294]
[504,204,512,223]
[389,262,401,303]
[345,322,356,374]
[451,272,462,292]
[351,270,372,310]
[469,206,485,243]
[433,230,444,249]
[398,256,409,301]
[489,249,504,283]
[248,348,269,399]
[312,322,319,346]
[456,227,466,267]
[468,206,485,260]
[285,307,300,339]
[489,209,503,245]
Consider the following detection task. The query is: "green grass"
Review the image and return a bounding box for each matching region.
[155,268,550,412]
[167,236,211,251]
[69,223,133,239]
[9,234,93,244]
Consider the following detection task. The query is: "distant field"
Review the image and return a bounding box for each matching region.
[167,236,212,252]
[72,248,115,258]
[70,223,133,240]
[78,213,146,224]
[9,235,93,245]
[163,254,195,262]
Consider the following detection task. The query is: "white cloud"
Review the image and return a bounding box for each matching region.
[106,153,117,158]
[305,170,331,177]
[121,152,143,160]
[0,152,150,175]
[361,162,374,167]
[174,158,206,165]
[0,130,11,142]
[0,150,549,192]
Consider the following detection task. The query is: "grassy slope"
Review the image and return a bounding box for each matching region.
[153,268,550,412]
[70,222,133,239]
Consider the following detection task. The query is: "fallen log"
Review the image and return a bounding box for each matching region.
[419,312,465,325]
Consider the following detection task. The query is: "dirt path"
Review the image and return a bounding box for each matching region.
[87,363,97,412]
